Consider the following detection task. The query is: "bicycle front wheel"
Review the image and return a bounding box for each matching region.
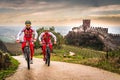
[27,53,30,69]
[24,47,30,70]
[47,49,50,66]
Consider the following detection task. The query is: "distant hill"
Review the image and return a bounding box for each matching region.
[0,39,21,55]
[0,26,18,43]
[5,43,22,56]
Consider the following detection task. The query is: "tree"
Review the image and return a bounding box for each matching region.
[34,26,64,49]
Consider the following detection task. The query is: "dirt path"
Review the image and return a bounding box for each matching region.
[6,56,120,80]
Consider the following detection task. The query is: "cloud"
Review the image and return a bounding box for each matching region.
[0,0,120,26]
[0,0,120,15]
[0,0,120,9]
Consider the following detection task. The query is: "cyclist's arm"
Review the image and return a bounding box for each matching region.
[32,28,38,40]
[49,32,57,42]
[16,28,24,40]
[39,32,44,41]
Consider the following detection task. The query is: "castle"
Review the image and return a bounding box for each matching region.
[66,20,120,50]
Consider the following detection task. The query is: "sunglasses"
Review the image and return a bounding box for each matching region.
[26,24,31,27]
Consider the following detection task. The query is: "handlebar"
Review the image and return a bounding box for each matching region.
[19,40,34,44]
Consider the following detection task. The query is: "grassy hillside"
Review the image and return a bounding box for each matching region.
[0,40,19,80]
[34,27,120,74]
[35,45,120,74]
[0,56,19,80]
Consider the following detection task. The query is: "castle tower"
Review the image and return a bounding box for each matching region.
[83,19,90,32]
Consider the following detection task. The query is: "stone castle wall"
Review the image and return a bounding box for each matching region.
[66,20,120,50]
[89,27,108,33]
[66,25,120,50]
[72,26,120,42]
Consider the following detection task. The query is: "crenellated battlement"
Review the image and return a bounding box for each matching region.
[109,33,120,37]
[109,33,120,41]
[72,26,109,34]
[90,27,108,33]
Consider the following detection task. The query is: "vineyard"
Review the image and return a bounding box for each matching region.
[35,45,120,74]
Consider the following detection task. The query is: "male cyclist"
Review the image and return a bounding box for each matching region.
[16,20,38,64]
[39,27,57,61]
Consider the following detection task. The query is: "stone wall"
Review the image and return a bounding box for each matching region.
[109,33,120,45]
[89,27,108,33]
[66,25,120,50]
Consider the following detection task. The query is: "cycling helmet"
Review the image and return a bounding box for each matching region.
[44,27,49,30]
[25,20,31,24]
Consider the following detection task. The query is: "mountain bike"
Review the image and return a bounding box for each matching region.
[20,41,31,70]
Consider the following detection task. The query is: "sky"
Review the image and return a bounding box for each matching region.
[0,0,120,27]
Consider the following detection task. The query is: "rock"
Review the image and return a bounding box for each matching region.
[63,53,67,57]
[0,50,11,69]
[69,51,76,56]
[0,40,11,69]
[0,40,8,52]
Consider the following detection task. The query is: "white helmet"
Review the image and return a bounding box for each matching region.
[44,27,49,30]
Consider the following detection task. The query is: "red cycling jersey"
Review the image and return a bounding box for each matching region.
[23,28,34,41]
[39,32,56,44]
[39,31,56,61]
[16,26,38,60]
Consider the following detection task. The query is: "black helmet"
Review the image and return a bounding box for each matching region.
[25,20,31,24]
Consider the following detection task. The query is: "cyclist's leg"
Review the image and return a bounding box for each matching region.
[42,44,46,61]
[22,42,26,54]
[49,44,53,53]
[29,42,34,60]
[49,44,53,57]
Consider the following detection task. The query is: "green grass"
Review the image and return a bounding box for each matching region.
[35,44,105,64]
[35,45,120,74]
[0,56,19,80]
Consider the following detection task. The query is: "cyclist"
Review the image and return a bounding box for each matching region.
[16,20,38,64]
[39,27,57,61]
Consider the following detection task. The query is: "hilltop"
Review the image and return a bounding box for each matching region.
[65,20,120,51]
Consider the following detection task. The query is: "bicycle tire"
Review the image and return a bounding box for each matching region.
[45,57,47,64]
[24,47,30,70]
[47,48,50,66]
[27,53,30,69]
[47,57,50,66]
